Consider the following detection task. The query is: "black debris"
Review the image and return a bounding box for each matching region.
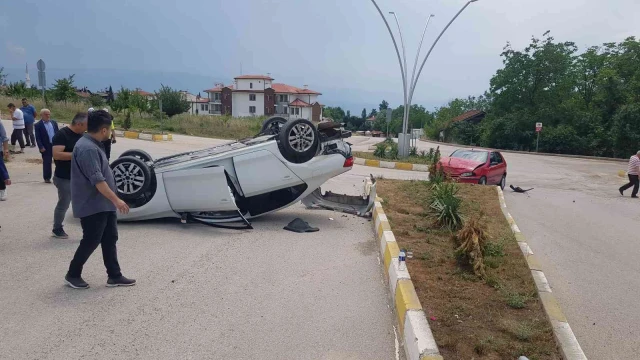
[510,185,534,193]
[284,218,319,233]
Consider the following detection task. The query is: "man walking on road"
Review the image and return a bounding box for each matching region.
[7,103,25,154]
[619,150,640,198]
[65,109,135,289]
[51,112,87,238]
[34,109,59,183]
[0,120,11,201]
[20,98,37,148]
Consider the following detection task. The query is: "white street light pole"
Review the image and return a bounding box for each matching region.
[389,11,409,138]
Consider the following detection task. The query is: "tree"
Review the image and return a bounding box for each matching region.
[379,100,389,111]
[152,84,190,117]
[111,86,132,114]
[369,108,378,118]
[51,75,78,103]
[361,108,367,120]
[323,106,345,122]
[89,94,105,107]
[107,85,115,104]
[0,67,6,86]
[130,91,149,116]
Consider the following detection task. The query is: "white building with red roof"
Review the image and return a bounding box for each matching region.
[203,74,324,121]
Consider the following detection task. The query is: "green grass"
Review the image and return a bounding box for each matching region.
[352,151,432,165]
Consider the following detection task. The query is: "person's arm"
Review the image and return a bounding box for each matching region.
[52,145,71,160]
[32,105,37,119]
[0,122,8,158]
[35,124,44,151]
[76,149,129,213]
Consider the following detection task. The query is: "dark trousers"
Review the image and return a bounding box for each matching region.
[23,123,35,146]
[103,140,112,160]
[620,174,640,197]
[42,149,53,181]
[67,211,122,279]
[0,158,6,191]
[10,129,25,149]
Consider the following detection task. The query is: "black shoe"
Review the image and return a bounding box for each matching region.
[44,179,51,183]
[52,228,69,239]
[632,195,639,198]
[30,145,36,148]
[619,188,624,196]
[106,276,136,287]
[65,275,89,289]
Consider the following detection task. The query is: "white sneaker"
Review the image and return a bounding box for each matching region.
[0,189,6,201]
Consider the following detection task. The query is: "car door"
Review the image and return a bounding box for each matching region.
[162,166,239,212]
[488,152,506,184]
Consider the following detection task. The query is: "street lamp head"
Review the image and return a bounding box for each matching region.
[389,11,395,14]
[470,0,479,2]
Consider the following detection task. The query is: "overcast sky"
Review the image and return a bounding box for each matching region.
[1,0,639,112]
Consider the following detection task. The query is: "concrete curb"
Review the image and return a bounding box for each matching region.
[421,138,627,163]
[354,157,429,172]
[496,187,587,360]
[372,201,443,360]
[115,129,173,142]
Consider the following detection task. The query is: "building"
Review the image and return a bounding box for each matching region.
[182,91,211,115]
[450,110,486,124]
[203,75,324,122]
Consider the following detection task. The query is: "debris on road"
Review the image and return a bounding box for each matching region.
[284,218,319,233]
[510,185,534,193]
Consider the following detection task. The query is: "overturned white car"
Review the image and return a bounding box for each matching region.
[110,117,377,229]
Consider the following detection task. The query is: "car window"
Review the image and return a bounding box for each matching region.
[490,152,503,164]
[451,150,488,163]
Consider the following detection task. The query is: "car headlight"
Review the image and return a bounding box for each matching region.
[460,172,474,177]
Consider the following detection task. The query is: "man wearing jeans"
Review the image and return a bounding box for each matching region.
[65,110,135,289]
[20,98,37,147]
[51,112,87,238]
[619,150,640,198]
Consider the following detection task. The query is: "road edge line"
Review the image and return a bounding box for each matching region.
[496,186,587,360]
[372,199,443,360]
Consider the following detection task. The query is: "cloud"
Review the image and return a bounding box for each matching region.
[6,41,26,58]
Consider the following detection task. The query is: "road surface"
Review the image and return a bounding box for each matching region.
[409,138,636,360]
[0,121,430,360]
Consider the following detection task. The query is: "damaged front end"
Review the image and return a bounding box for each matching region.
[301,175,377,217]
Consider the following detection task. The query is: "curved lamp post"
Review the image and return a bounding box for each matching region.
[370,0,479,156]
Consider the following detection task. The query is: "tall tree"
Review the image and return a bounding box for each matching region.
[361,108,367,120]
[51,75,78,103]
[379,100,389,111]
[151,84,190,117]
[0,67,6,86]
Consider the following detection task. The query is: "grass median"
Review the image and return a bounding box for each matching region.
[377,179,561,360]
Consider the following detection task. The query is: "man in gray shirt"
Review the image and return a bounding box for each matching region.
[65,110,135,289]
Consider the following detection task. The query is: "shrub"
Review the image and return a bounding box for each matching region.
[409,146,418,156]
[122,111,132,130]
[455,215,488,277]
[428,146,442,181]
[373,142,387,157]
[506,292,527,309]
[430,182,463,231]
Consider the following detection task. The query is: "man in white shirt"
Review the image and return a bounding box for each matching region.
[7,103,26,154]
[619,150,640,198]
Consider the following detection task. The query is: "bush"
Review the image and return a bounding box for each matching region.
[428,146,442,181]
[455,215,488,277]
[123,111,132,130]
[430,182,463,231]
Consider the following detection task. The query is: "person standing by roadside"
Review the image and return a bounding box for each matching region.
[34,109,59,183]
[619,150,640,198]
[7,103,25,154]
[65,109,135,289]
[51,112,87,238]
[0,120,11,201]
[20,98,37,148]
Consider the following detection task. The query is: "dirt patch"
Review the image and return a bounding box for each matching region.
[378,180,561,360]
[25,158,43,165]
[353,151,431,165]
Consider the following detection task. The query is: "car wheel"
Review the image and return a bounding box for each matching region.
[261,116,288,135]
[479,176,487,185]
[278,118,320,163]
[110,156,152,200]
[119,149,153,162]
[500,174,506,190]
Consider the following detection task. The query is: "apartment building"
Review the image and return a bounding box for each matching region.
[203,75,324,122]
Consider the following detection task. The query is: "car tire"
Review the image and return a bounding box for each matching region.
[479,176,487,185]
[278,118,319,163]
[119,149,153,162]
[500,174,506,190]
[261,116,288,136]
[110,156,152,200]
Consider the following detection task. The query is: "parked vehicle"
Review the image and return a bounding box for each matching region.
[436,149,507,189]
[110,117,377,229]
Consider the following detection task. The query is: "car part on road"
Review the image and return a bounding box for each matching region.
[510,185,534,193]
[186,211,253,230]
[278,118,319,164]
[302,175,377,217]
[111,156,152,200]
[119,149,153,163]
[283,218,319,233]
[259,116,288,136]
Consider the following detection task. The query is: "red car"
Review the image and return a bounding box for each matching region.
[436,149,507,189]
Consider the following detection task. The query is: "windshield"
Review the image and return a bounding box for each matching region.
[450,150,488,163]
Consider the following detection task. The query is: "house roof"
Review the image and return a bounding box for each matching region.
[134,89,154,97]
[271,83,321,95]
[76,91,91,98]
[451,110,486,123]
[289,99,312,107]
[234,75,274,80]
[204,85,234,92]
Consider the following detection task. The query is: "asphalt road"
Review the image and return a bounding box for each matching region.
[410,139,637,360]
[0,123,429,360]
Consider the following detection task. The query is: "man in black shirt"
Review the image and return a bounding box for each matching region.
[51,112,87,238]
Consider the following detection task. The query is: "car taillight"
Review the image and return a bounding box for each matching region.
[343,156,354,167]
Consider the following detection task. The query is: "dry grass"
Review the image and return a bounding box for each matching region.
[0,95,86,121]
[378,180,561,360]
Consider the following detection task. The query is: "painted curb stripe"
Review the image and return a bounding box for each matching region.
[373,202,442,360]
[395,162,413,171]
[124,131,139,139]
[364,159,380,167]
[495,187,587,360]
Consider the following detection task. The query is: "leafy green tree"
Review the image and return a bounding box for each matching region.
[324,106,345,122]
[379,100,389,111]
[150,84,189,117]
[51,75,78,103]
[361,108,367,120]
[369,108,378,118]
[89,94,105,107]
[0,67,7,86]
[130,91,149,116]
[111,86,132,114]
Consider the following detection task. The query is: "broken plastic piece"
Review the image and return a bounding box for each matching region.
[284,218,319,233]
